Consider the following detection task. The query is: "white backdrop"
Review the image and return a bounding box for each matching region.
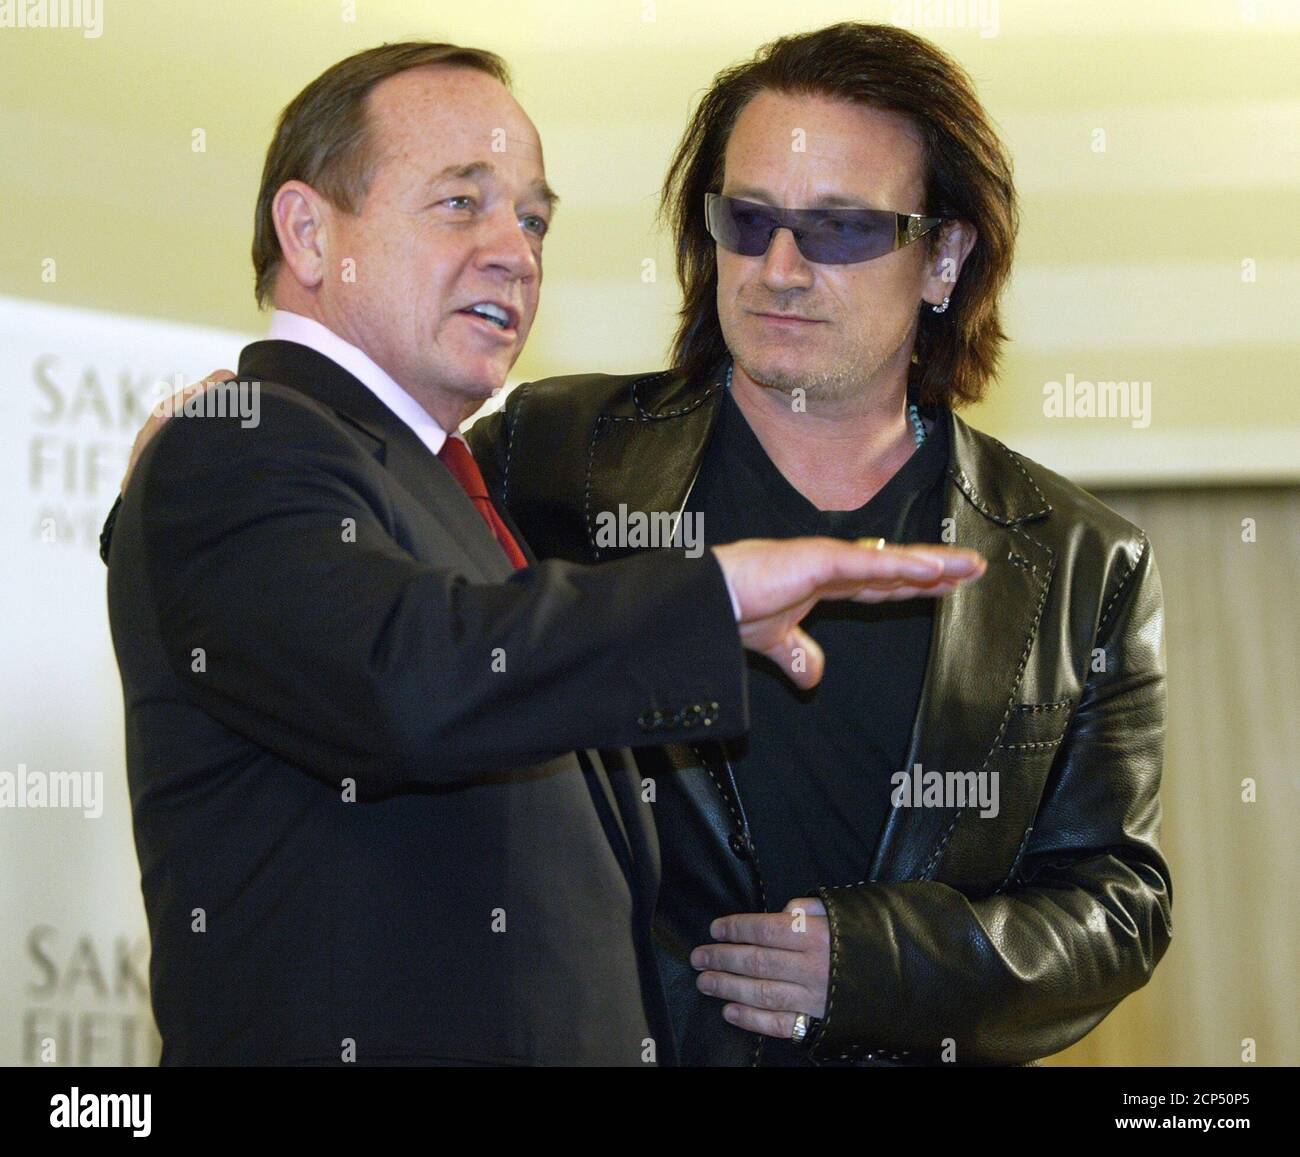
[0,296,254,1066]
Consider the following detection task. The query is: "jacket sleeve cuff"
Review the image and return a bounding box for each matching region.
[807,883,922,1064]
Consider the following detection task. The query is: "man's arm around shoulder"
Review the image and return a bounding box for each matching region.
[110,386,747,798]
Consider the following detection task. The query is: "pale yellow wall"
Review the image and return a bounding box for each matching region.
[2,0,1297,478]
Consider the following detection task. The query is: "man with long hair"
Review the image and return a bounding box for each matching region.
[470,22,1171,1066]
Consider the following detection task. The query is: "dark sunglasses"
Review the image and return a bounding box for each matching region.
[705,192,950,265]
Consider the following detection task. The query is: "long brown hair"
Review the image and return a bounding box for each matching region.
[660,22,1018,408]
[252,41,510,308]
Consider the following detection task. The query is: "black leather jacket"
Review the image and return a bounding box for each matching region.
[468,367,1173,1067]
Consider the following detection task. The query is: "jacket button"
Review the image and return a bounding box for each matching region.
[728,832,749,859]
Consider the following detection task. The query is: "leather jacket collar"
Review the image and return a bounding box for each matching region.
[584,366,1052,544]
[587,366,1060,894]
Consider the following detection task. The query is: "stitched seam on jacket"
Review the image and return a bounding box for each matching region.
[1002,445,1051,514]
[1096,532,1148,640]
[919,810,965,879]
[817,883,843,1059]
[583,383,718,553]
[996,825,1036,892]
[502,381,531,508]
[1012,699,1073,714]
[616,377,718,422]
[945,440,1051,526]
[919,523,1057,881]
[584,415,603,560]
[693,743,766,911]
[630,371,670,415]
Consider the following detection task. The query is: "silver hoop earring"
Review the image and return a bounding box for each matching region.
[931,296,950,314]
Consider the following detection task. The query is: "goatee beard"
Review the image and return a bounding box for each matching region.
[739,358,872,405]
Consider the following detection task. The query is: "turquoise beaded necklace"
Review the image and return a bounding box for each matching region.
[723,361,927,447]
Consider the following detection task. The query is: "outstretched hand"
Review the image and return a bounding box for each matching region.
[713,537,985,689]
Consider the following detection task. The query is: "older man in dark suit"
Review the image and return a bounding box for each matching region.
[103,41,982,1066]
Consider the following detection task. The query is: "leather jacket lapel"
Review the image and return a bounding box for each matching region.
[585,376,720,561]
[868,413,1055,884]
[580,373,1061,892]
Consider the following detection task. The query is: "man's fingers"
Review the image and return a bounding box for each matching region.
[715,538,984,627]
[148,368,237,419]
[728,539,985,691]
[831,542,986,587]
[850,576,967,603]
[763,625,823,691]
[721,1003,801,1041]
[793,542,985,603]
[785,547,984,620]
[123,368,236,492]
[697,970,809,1013]
[692,942,807,979]
[709,912,806,949]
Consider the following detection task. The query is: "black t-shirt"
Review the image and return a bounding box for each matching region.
[684,384,949,1064]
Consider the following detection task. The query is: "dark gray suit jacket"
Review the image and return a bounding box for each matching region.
[105,340,748,1065]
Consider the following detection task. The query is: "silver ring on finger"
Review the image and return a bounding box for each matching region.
[791,1013,810,1044]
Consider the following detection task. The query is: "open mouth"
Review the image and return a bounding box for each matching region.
[459,302,518,332]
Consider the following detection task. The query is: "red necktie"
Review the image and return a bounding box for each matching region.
[438,436,529,570]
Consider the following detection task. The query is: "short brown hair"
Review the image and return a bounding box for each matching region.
[252,41,510,308]
[660,22,1019,409]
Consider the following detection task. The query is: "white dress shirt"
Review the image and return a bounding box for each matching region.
[267,309,454,457]
[263,309,741,619]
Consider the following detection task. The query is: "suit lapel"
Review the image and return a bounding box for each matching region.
[382,429,515,580]
[239,340,514,581]
[493,496,539,568]
[868,414,1055,884]
[237,342,638,881]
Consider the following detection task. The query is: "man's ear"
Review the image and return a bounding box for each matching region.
[923,220,977,307]
[272,180,328,291]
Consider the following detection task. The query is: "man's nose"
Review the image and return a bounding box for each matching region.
[477,207,539,280]
[759,227,814,291]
